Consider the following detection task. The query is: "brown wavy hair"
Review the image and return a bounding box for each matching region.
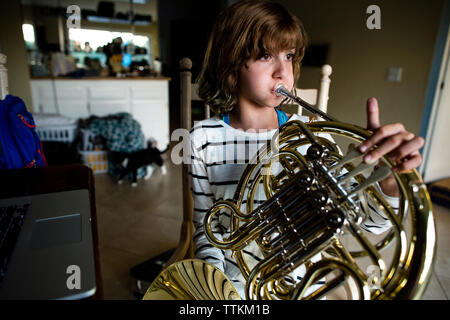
[196,0,308,116]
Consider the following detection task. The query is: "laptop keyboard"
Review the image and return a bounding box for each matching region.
[0,205,29,284]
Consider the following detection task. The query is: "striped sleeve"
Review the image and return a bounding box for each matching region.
[360,182,399,235]
[189,130,226,273]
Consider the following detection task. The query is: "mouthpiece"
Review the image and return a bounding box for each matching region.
[275,84,287,97]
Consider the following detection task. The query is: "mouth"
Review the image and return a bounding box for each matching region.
[272,82,287,93]
[275,84,290,97]
[272,84,288,97]
[271,91,282,99]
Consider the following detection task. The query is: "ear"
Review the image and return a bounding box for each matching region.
[147,138,158,149]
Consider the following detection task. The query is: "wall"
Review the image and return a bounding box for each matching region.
[280,0,444,135]
[157,0,225,132]
[0,0,33,110]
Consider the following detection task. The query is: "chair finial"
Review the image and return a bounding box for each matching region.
[180,57,192,70]
[322,64,332,77]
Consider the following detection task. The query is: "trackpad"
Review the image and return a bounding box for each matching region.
[30,213,82,250]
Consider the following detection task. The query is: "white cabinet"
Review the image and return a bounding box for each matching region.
[132,99,169,150]
[89,100,129,117]
[88,85,129,100]
[30,79,170,150]
[87,81,130,116]
[55,81,87,99]
[59,100,89,119]
[53,81,89,118]
[39,98,58,114]
[30,80,58,114]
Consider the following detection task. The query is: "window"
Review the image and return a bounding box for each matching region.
[22,24,36,49]
[68,28,152,68]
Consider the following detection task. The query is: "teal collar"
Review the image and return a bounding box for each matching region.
[222,108,288,127]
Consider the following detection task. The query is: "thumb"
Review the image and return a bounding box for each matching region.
[366,97,380,131]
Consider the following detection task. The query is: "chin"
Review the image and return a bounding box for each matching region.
[253,95,283,109]
[269,98,283,108]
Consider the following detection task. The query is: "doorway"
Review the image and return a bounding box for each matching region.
[421,25,450,183]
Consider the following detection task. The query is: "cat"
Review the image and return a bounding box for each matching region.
[109,141,167,187]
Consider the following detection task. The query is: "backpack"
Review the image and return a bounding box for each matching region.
[0,94,47,170]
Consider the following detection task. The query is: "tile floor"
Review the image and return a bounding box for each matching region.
[93,148,449,300]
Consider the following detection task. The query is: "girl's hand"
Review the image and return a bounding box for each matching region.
[358,97,425,173]
[357,98,425,197]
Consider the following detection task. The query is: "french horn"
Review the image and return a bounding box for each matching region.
[144,85,436,300]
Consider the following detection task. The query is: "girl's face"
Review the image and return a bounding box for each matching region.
[238,49,295,109]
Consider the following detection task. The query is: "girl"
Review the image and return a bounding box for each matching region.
[188,0,424,299]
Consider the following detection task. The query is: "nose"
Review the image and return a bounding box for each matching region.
[273,57,289,80]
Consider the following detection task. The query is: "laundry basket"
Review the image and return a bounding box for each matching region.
[76,128,109,174]
[36,124,77,143]
[34,113,78,144]
[79,149,108,174]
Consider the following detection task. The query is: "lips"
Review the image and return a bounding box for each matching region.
[271,90,282,98]
[272,84,287,96]
[274,83,288,91]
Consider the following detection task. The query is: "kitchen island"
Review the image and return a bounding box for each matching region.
[30,76,171,151]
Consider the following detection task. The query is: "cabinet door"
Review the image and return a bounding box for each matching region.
[131,81,168,100]
[89,100,130,117]
[132,100,169,150]
[30,80,56,113]
[89,85,129,100]
[54,81,89,119]
[58,100,89,119]
[39,98,58,114]
[55,81,87,99]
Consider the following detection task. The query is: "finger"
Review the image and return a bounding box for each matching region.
[393,152,423,173]
[387,136,425,162]
[366,97,380,131]
[359,122,406,153]
[363,131,413,164]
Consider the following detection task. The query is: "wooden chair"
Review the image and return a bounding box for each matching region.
[166,57,332,265]
[165,58,196,266]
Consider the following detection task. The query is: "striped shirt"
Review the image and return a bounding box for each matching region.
[188,114,399,299]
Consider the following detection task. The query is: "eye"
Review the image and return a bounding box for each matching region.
[260,53,271,61]
[285,53,295,61]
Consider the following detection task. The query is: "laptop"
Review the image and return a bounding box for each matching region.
[0,189,96,299]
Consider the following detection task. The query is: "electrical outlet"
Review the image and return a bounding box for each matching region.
[387,67,403,82]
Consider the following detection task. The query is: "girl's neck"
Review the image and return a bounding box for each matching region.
[228,103,278,132]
